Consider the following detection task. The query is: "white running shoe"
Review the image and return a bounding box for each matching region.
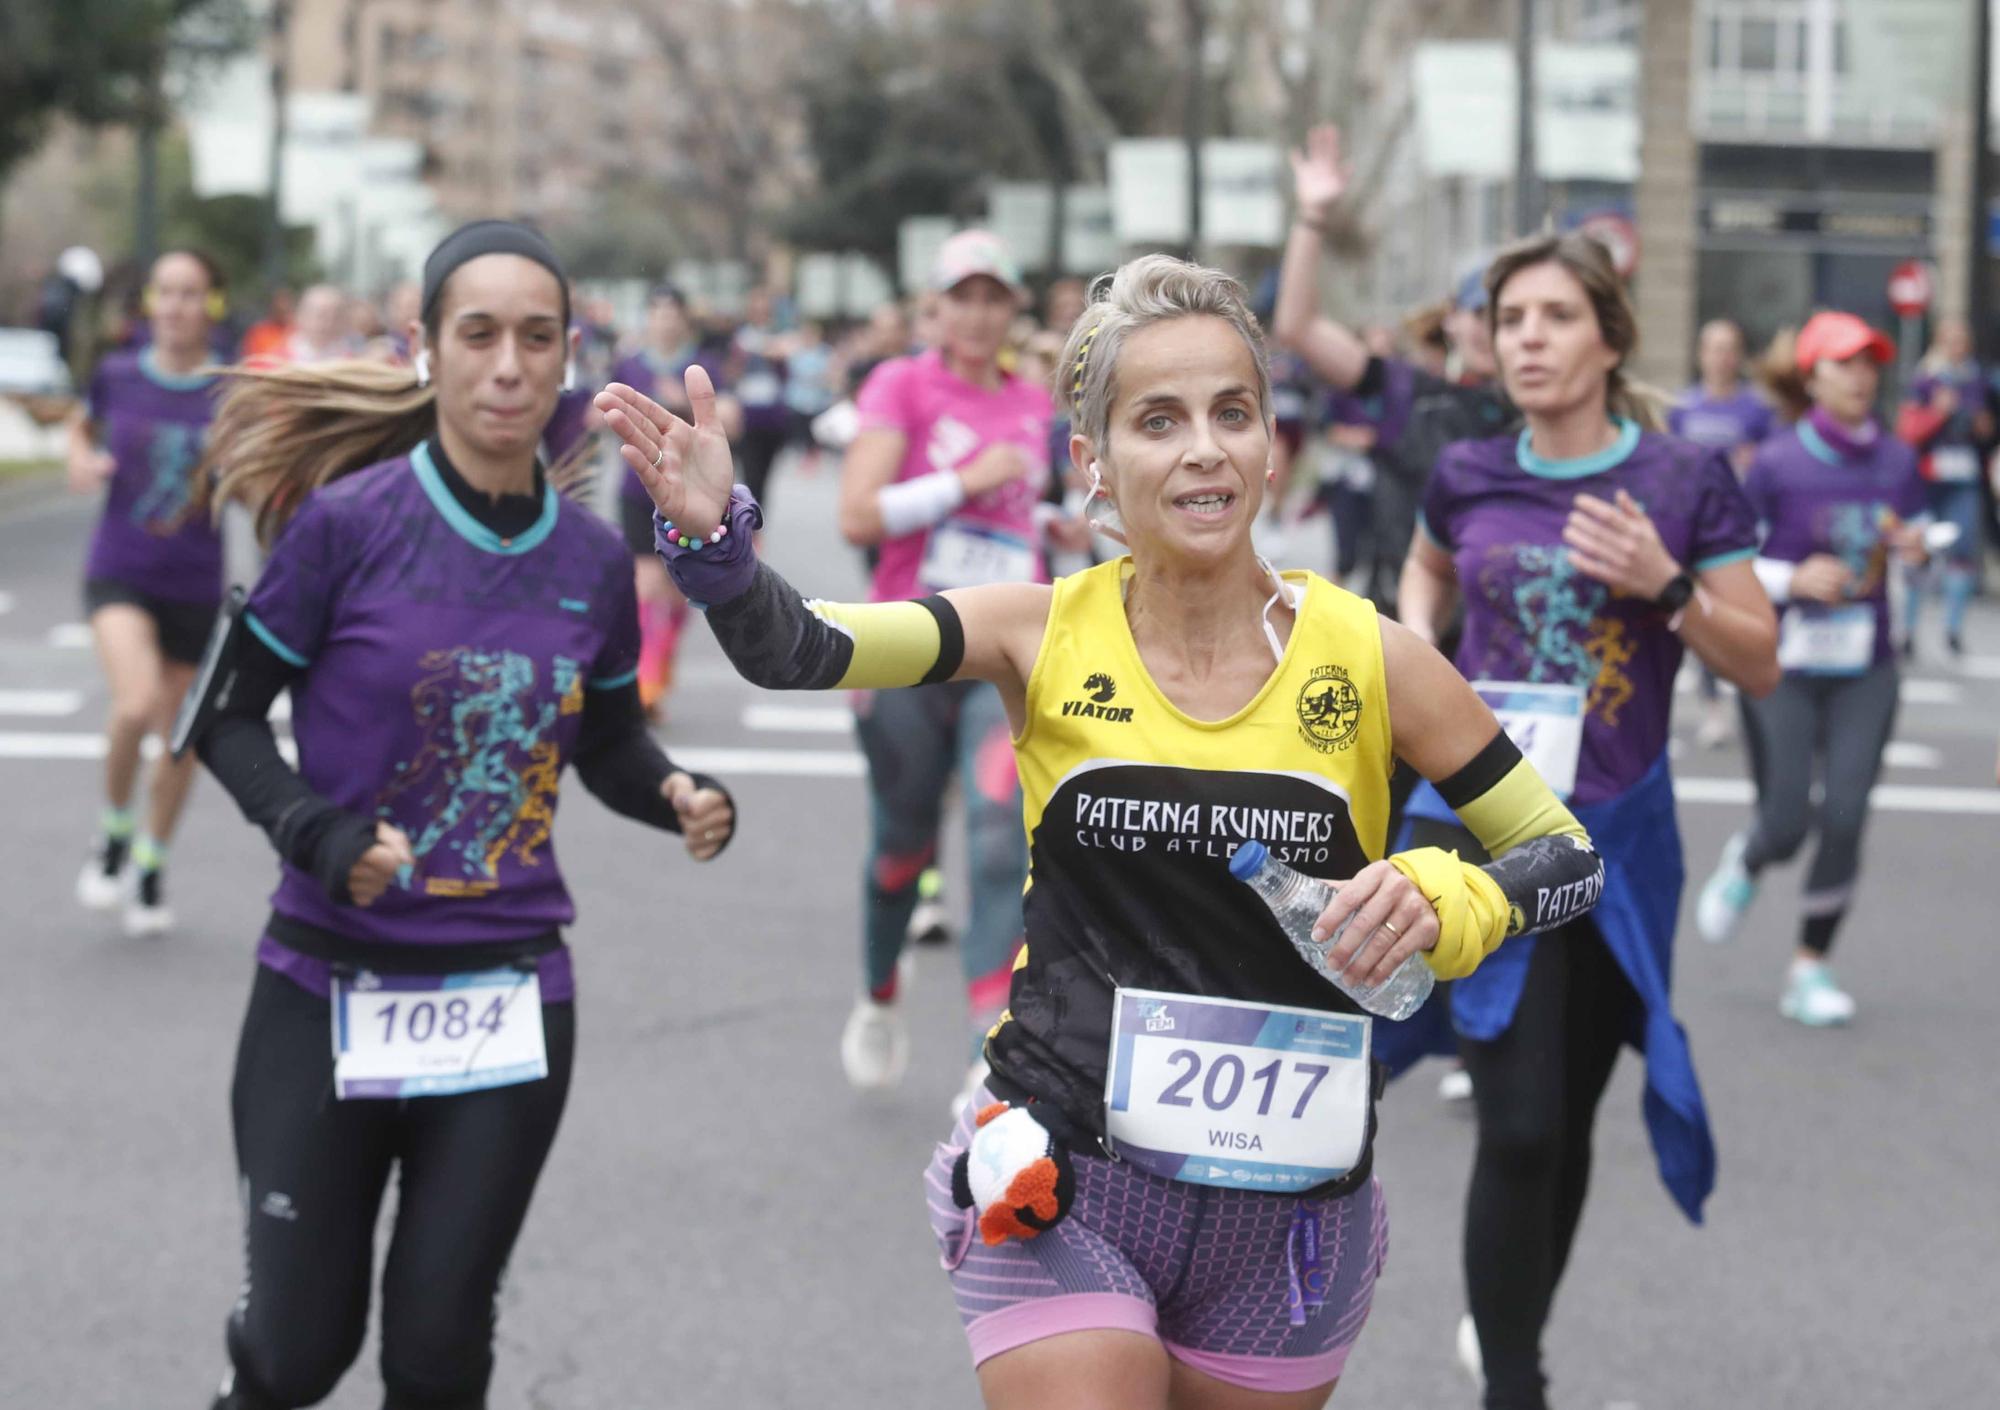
[1456,1312,1484,1384]
[1780,962,1856,1027]
[123,868,173,938]
[75,837,129,911]
[1696,832,1757,944]
[839,995,909,1090]
[950,1058,991,1120]
[1436,1065,1473,1103]
[908,896,952,948]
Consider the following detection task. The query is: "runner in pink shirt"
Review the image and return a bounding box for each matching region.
[832,230,1084,1110]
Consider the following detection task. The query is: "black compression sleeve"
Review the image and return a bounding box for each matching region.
[571,682,735,850]
[193,633,378,904]
[702,560,858,689]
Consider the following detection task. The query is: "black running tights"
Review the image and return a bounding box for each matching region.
[1459,922,1637,1410]
[219,966,574,1409]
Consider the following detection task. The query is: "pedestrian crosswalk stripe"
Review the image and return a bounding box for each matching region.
[0,689,82,716]
[741,704,853,734]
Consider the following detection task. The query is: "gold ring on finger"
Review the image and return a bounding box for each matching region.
[1380,918,1401,938]
[651,446,666,468]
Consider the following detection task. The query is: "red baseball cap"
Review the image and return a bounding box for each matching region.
[1794,311,1894,371]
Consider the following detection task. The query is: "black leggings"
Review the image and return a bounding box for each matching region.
[1460,922,1638,1410]
[1737,661,1899,956]
[220,966,575,1409]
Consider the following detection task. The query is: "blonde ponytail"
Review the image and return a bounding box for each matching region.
[198,359,437,548]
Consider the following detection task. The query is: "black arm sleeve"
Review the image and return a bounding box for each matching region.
[702,559,962,691]
[571,681,734,849]
[193,633,380,904]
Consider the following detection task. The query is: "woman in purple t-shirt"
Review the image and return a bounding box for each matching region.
[68,248,227,937]
[185,222,737,1410]
[1398,232,1779,1410]
[1696,312,1927,1027]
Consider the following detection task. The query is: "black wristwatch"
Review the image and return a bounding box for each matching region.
[1654,570,1696,614]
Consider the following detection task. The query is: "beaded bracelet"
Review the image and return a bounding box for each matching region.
[658,518,731,552]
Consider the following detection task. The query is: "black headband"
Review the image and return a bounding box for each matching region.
[421,220,570,327]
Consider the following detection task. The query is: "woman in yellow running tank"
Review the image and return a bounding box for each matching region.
[596,255,1602,1410]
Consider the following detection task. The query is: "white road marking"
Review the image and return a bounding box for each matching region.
[48,623,92,648]
[1958,655,2000,680]
[0,732,294,765]
[0,689,83,716]
[1672,775,2000,815]
[665,746,864,778]
[740,703,852,734]
[1883,740,1942,770]
[1900,678,1962,706]
[4,732,1992,810]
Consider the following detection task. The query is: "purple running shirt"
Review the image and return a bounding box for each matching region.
[82,349,223,603]
[1666,383,1774,463]
[243,443,640,999]
[1743,419,1923,672]
[1422,420,1759,805]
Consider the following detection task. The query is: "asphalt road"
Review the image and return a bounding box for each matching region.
[4,461,1997,1409]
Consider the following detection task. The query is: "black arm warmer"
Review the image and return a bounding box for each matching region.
[571,681,734,851]
[193,633,380,905]
[702,559,963,690]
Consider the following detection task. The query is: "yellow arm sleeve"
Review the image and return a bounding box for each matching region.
[1387,738,1600,980]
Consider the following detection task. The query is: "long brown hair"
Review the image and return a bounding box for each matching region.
[1484,231,1666,431]
[196,359,438,548]
[197,361,600,549]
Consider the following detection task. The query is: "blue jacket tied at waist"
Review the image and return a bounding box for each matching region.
[1379,751,1714,1224]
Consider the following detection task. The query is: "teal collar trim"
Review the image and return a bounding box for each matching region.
[411,441,559,555]
[1795,420,1846,468]
[139,347,216,392]
[1515,417,1641,479]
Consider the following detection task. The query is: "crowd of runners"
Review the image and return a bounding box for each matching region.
[40,118,1999,1410]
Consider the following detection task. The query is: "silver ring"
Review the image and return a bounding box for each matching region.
[650,446,665,469]
[1380,919,1401,938]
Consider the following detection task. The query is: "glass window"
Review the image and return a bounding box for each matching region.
[1741,18,1779,73]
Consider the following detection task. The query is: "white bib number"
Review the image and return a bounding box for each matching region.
[735,370,781,407]
[1472,681,1585,800]
[1778,605,1875,676]
[332,968,547,1100]
[1932,446,1980,483]
[1104,988,1371,1193]
[919,520,1037,590]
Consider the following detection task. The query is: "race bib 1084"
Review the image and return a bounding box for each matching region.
[332,968,547,1100]
[1104,988,1371,1194]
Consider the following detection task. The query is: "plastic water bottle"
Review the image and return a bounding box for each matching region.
[1227,841,1435,1020]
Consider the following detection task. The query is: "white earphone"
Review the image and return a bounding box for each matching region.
[413,350,431,387]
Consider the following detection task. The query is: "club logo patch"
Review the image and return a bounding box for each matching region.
[1296,665,1362,753]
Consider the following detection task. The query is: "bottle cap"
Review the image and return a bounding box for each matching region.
[1227,840,1270,880]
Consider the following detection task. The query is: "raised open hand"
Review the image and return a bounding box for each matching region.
[1289,124,1350,226]
[594,364,736,538]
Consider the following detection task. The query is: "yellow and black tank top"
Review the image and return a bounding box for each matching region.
[987,557,1395,1138]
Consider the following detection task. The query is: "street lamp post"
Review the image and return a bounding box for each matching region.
[1515,0,1539,236]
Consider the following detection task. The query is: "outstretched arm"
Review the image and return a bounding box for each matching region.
[594,374,1049,729]
[1272,124,1370,391]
